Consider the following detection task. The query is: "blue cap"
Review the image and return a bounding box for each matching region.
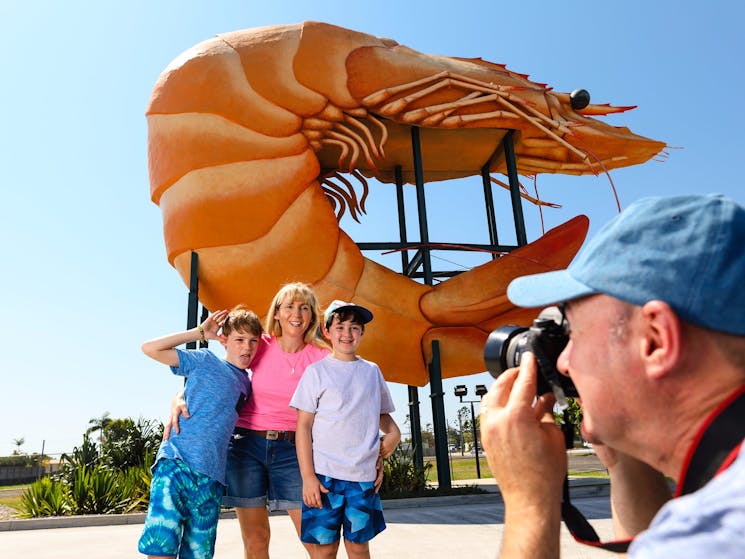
[507,194,745,335]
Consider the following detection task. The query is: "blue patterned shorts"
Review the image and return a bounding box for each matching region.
[300,475,386,545]
[138,458,223,559]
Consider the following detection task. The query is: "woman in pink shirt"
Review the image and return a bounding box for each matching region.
[169,282,329,557]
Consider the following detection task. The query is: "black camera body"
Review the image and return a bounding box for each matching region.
[483,306,577,406]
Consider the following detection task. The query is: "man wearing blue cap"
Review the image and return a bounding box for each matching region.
[480,194,745,558]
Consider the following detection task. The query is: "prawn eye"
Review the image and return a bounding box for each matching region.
[570,89,590,110]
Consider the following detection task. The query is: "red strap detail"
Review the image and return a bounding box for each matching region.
[675,384,745,497]
[716,442,742,476]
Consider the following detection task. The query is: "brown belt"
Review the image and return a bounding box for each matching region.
[235,427,295,441]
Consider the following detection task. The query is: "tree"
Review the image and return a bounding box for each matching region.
[86,412,112,445]
[446,422,460,448]
[419,422,435,449]
[12,437,25,455]
[457,406,472,446]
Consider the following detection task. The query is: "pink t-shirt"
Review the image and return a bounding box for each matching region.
[236,334,329,431]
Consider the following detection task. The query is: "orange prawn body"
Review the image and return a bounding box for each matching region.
[146,22,664,385]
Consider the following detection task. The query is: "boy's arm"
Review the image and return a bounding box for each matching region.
[379,413,401,458]
[296,409,326,508]
[142,310,228,366]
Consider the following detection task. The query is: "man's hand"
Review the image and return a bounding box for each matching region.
[481,352,567,500]
[480,352,566,558]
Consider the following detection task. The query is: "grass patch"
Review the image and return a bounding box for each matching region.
[0,484,28,511]
[424,455,609,483]
[424,457,490,483]
[569,472,610,479]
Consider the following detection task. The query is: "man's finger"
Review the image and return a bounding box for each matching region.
[509,352,539,406]
[484,367,519,411]
[534,392,557,421]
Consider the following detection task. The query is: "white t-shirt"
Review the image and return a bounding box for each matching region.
[290,355,395,482]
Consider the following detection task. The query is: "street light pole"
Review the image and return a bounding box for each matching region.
[468,400,481,478]
[454,384,488,479]
[457,412,464,456]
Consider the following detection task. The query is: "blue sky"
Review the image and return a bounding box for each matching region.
[1,1,743,456]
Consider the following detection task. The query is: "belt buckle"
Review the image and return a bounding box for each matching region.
[266,430,280,441]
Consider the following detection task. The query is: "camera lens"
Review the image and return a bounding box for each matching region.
[483,306,577,400]
[483,325,529,378]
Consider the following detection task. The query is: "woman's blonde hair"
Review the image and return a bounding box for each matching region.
[265,282,325,346]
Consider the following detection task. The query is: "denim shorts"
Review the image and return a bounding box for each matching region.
[138,458,222,559]
[223,430,302,511]
[300,475,386,545]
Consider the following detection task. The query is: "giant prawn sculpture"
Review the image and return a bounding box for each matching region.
[147,21,665,386]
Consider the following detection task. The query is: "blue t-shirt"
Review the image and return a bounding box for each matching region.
[156,348,250,484]
[630,441,745,558]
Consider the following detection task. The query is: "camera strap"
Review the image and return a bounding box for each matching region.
[562,384,745,553]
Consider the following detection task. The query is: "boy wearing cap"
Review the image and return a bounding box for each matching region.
[138,306,262,559]
[290,300,401,559]
[480,194,745,558]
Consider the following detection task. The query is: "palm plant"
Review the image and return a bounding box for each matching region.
[86,412,112,446]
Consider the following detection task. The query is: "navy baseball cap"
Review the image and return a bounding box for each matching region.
[324,300,374,325]
[507,194,745,335]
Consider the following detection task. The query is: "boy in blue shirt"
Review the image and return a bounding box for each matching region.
[291,300,401,559]
[138,305,261,559]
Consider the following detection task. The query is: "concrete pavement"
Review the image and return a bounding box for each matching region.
[0,479,616,558]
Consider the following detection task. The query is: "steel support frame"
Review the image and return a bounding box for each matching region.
[395,164,425,474]
[184,126,529,491]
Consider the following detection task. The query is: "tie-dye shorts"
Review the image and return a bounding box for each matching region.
[138,458,223,559]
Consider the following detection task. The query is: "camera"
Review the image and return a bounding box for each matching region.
[483,306,577,408]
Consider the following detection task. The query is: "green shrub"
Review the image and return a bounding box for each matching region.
[101,418,162,469]
[19,477,69,517]
[379,447,431,498]
[18,417,160,518]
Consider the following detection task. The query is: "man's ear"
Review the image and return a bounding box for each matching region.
[640,300,682,378]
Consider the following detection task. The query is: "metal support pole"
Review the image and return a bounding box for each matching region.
[457,414,464,456]
[38,440,45,481]
[410,126,450,490]
[186,251,199,350]
[503,130,528,246]
[411,127,433,284]
[429,340,451,490]
[199,305,209,348]
[395,163,425,472]
[394,165,409,272]
[407,386,424,473]
[480,163,499,259]
[470,401,482,479]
